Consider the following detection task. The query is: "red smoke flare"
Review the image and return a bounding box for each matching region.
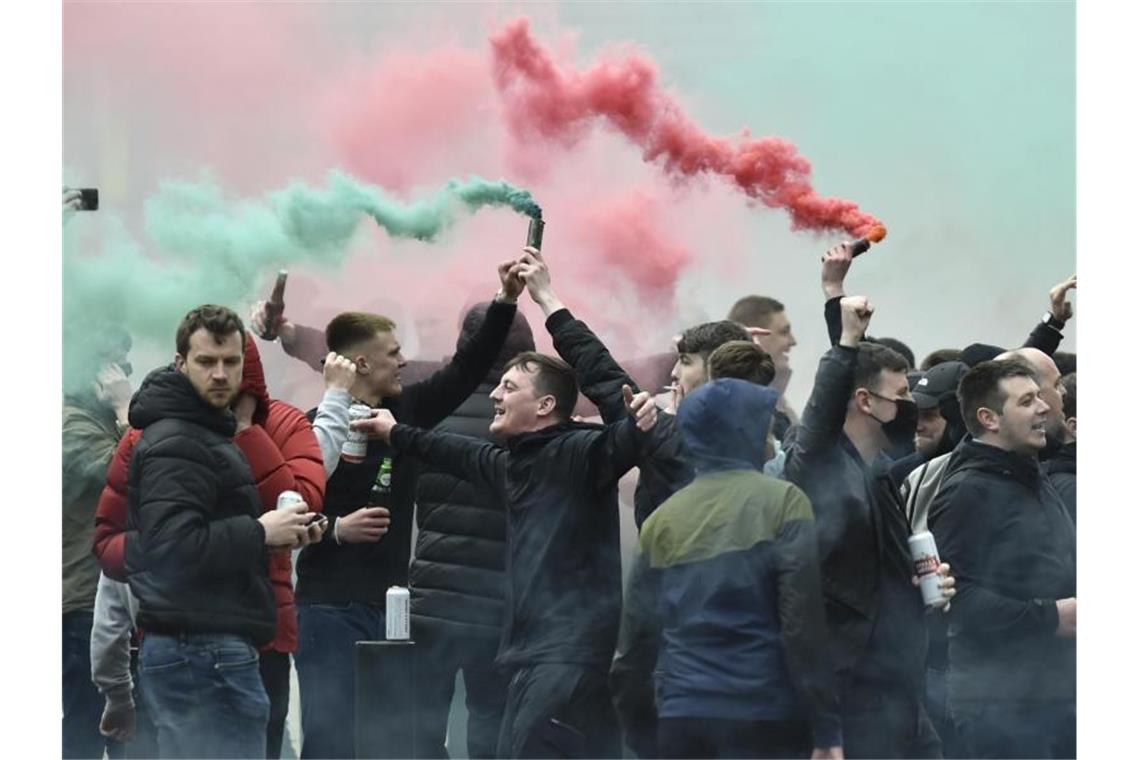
[490,19,887,241]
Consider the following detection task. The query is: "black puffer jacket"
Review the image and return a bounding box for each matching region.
[124,366,276,645]
[928,438,1076,705]
[391,416,650,669]
[409,380,506,638]
[408,306,534,640]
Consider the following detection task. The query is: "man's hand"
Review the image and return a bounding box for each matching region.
[821,242,855,299]
[744,326,773,344]
[811,747,844,760]
[838,296,874,347]
[323,353,357,392]
[497,257,525,303]
[99,700,136,743]
[259,502,311,550]
[306,515,329,544]
[249,300,297,348]
[349,408,397,443]
[64,188,84,213]
[1049,274,1077,323]
[1056,597,1076,637]
[94,363,132,423]
[516,247,566,316]
[623,384,658,432]
[913,562,957,611]
[336,506,391,544]
[233,393,258,433]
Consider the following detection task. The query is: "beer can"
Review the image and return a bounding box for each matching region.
[276,490,304,510]
[908,531,943,607]
[386,586,410,640]
[342,403,372,464]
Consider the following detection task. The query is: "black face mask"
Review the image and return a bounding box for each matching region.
[869,393,918,449]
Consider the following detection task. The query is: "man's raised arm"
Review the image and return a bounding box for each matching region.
[350,410,508,495]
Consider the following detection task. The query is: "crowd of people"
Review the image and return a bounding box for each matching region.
[62,236,1077,760]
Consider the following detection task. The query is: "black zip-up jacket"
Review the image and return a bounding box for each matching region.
[545,309,691,528]
[783,346,926,687]
[124,366,276,645]
[928,438,1076,705]
[389,416,650,669]
[295,299,516,605]
[408,377,507,639]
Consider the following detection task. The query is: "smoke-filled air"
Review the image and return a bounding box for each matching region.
[491,18,886,241]
[63,171,540,389]
[64,2,1073,414]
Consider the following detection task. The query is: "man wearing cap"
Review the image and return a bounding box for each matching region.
[892,362,971,512]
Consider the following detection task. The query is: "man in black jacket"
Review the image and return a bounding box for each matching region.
[783,295,953,759]
[928,360,1076,759]
[1045,372,1076,523]
[291,264,522,759]
[408,303,535,759]
[125,305,315,760]
[352,352,659,759]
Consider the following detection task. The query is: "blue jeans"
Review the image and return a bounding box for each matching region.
[294,602,384,759]
[139,632,269,759]
[63,611,107,759]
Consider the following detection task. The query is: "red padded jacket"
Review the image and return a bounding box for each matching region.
[92,336,325,652]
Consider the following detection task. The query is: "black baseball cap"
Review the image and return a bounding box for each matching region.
[912,361,969,410]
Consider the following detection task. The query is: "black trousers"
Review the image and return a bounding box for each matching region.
[953,700,1075,759]
[840,677,942,759]
[657,717,812,759]
[413,626,507,759]
[259,650,292,760]
[497,663,621,759]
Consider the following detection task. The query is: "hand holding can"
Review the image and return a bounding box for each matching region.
[909,532,950,608]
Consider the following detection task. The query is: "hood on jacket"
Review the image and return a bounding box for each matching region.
[677,378,778,474]
[455,301,535,380]
[128,364,236,437]
[943,435,1042,490]
[240,332,270,426]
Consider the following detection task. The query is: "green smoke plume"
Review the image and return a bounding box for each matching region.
[62,170,542,392]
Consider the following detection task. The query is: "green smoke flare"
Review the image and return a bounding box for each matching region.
[62,170,542,392]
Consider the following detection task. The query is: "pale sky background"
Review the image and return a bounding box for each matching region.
[63,1,1075,410]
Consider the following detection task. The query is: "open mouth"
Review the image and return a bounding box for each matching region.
[493,406,505,418]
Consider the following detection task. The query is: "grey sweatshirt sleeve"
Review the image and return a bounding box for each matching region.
[90,573,139,710]
[312,388,352,476]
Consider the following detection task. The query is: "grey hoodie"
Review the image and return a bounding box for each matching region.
[90,572,139,710]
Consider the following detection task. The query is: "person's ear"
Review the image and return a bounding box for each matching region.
[535,394,557,418]
[977,407,1001,435]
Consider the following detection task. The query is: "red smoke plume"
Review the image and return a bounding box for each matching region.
[490,18,887,242]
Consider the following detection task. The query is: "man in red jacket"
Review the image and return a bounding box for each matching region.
[93,335,327,759]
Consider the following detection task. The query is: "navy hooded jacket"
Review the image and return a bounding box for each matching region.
[638,380,841,748]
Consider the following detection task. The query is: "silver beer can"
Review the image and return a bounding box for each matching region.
[342,403,372,464]
[276,490,304,510]
[908,531,943,607]
[386,586,410,641]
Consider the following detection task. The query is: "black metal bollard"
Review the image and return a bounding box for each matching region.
[355,640,416,759]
